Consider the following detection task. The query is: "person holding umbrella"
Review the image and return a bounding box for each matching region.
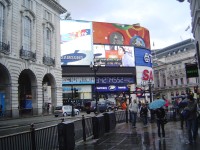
[149,99,166,139]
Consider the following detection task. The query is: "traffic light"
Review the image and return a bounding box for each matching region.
[74,88,79,98]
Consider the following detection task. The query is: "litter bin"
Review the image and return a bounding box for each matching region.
[103,112,116,132]
[57,121,75,150]
[92,114,105,139]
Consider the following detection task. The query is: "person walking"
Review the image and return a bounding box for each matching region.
[121,99,127,110]
[155,106,166,139]
[178,98,188,129]
[140,103,148,127]
[129,99,139,128]
[184,94,198,144]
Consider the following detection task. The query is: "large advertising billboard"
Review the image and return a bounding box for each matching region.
[60,20,93,65]
[135,47,152,67]
[93,21,150,49]
[93,44,135,67]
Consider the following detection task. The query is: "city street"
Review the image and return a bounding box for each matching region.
[76,121,200,150]
[0,112,92,137]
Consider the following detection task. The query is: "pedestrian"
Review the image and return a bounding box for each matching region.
[178,98,188,129]
[184,94,198,144]
[121,99,127,110]
[155,106,166,139]
[129,99,139,128]
[140,103,148,127]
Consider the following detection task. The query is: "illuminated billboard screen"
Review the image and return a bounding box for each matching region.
[93,44,135,67]
[135,47,152,67]
[93,21,150,49]
[60,20,93,65]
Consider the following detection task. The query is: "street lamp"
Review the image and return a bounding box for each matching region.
[90,62,99,114]
[148,80,153,102]
[141,81,147,102]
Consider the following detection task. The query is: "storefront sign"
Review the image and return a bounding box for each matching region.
[96,85,129,92]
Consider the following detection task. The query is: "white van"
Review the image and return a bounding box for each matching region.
[54,105,80,117]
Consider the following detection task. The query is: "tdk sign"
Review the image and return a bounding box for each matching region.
[143,53,152,63]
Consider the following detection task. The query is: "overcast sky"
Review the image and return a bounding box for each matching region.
[59,0,192,50]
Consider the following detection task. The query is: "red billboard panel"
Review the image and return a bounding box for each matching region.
[93,22,150,49]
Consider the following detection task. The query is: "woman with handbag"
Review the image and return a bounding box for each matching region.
[155,106,166,139]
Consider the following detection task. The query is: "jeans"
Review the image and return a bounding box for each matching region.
[131,112,137,126]
[142,115,148,126]
[187,118,198,142]
[157,119,165,137]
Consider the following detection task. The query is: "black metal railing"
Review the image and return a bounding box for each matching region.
[0,41,10,54]
[20,47,36,61]
[43,56,55,66]
[0,111,125,150]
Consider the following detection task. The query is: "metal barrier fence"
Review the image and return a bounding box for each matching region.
[0,110,127,150]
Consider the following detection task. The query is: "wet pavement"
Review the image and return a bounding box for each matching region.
[75,121,200,150]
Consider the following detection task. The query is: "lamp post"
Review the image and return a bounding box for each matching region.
[148,80,153,103]
[90,62,99,114]
[141,81,147,102]
[147,79,154,123]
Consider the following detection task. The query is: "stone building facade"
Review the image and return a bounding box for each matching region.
[188,0,200,85]
[152,39,197,102]
[0,0,66,118]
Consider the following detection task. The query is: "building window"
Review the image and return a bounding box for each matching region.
[23,16,31,51]
[23,0,31,9]
[181,78,184,84]
[175,79,178,85]
[170,80,173,86]
[0,3,4,43]
[44,27,51,57]
[44,10,52,21]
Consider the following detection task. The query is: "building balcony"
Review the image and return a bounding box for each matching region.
[43,56,55,66]
[20,47,36,61]
[0,41,10,54]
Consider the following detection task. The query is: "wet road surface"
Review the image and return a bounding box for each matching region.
[76,121,200,150]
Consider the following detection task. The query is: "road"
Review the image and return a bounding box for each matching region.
[0,112,94,137]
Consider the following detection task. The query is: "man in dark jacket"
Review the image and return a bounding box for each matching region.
[155,107,166,139]
[184,94,198,144]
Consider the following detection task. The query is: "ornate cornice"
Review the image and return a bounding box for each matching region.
[42,0,67,14]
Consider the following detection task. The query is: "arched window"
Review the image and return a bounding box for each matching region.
[23,16,31,51]
[44,27,51,57]
[0,3,5,43]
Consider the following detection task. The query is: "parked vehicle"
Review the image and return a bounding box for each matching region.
[84,100,118,114]
[98,100,118,113]
[54,105,80,117]
[84,101,96,114]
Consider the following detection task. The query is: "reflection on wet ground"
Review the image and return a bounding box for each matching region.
[76,121,200,150]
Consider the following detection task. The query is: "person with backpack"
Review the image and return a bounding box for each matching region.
[184,94,198,144]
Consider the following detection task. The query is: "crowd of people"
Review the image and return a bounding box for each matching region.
[126,92,199,145]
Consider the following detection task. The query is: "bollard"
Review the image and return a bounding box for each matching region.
[30,123,36,150]
[82,115,86,142]
[57,121,75,150]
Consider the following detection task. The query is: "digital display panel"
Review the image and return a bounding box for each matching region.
[93,44,135,67]
[60,20,93,65]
